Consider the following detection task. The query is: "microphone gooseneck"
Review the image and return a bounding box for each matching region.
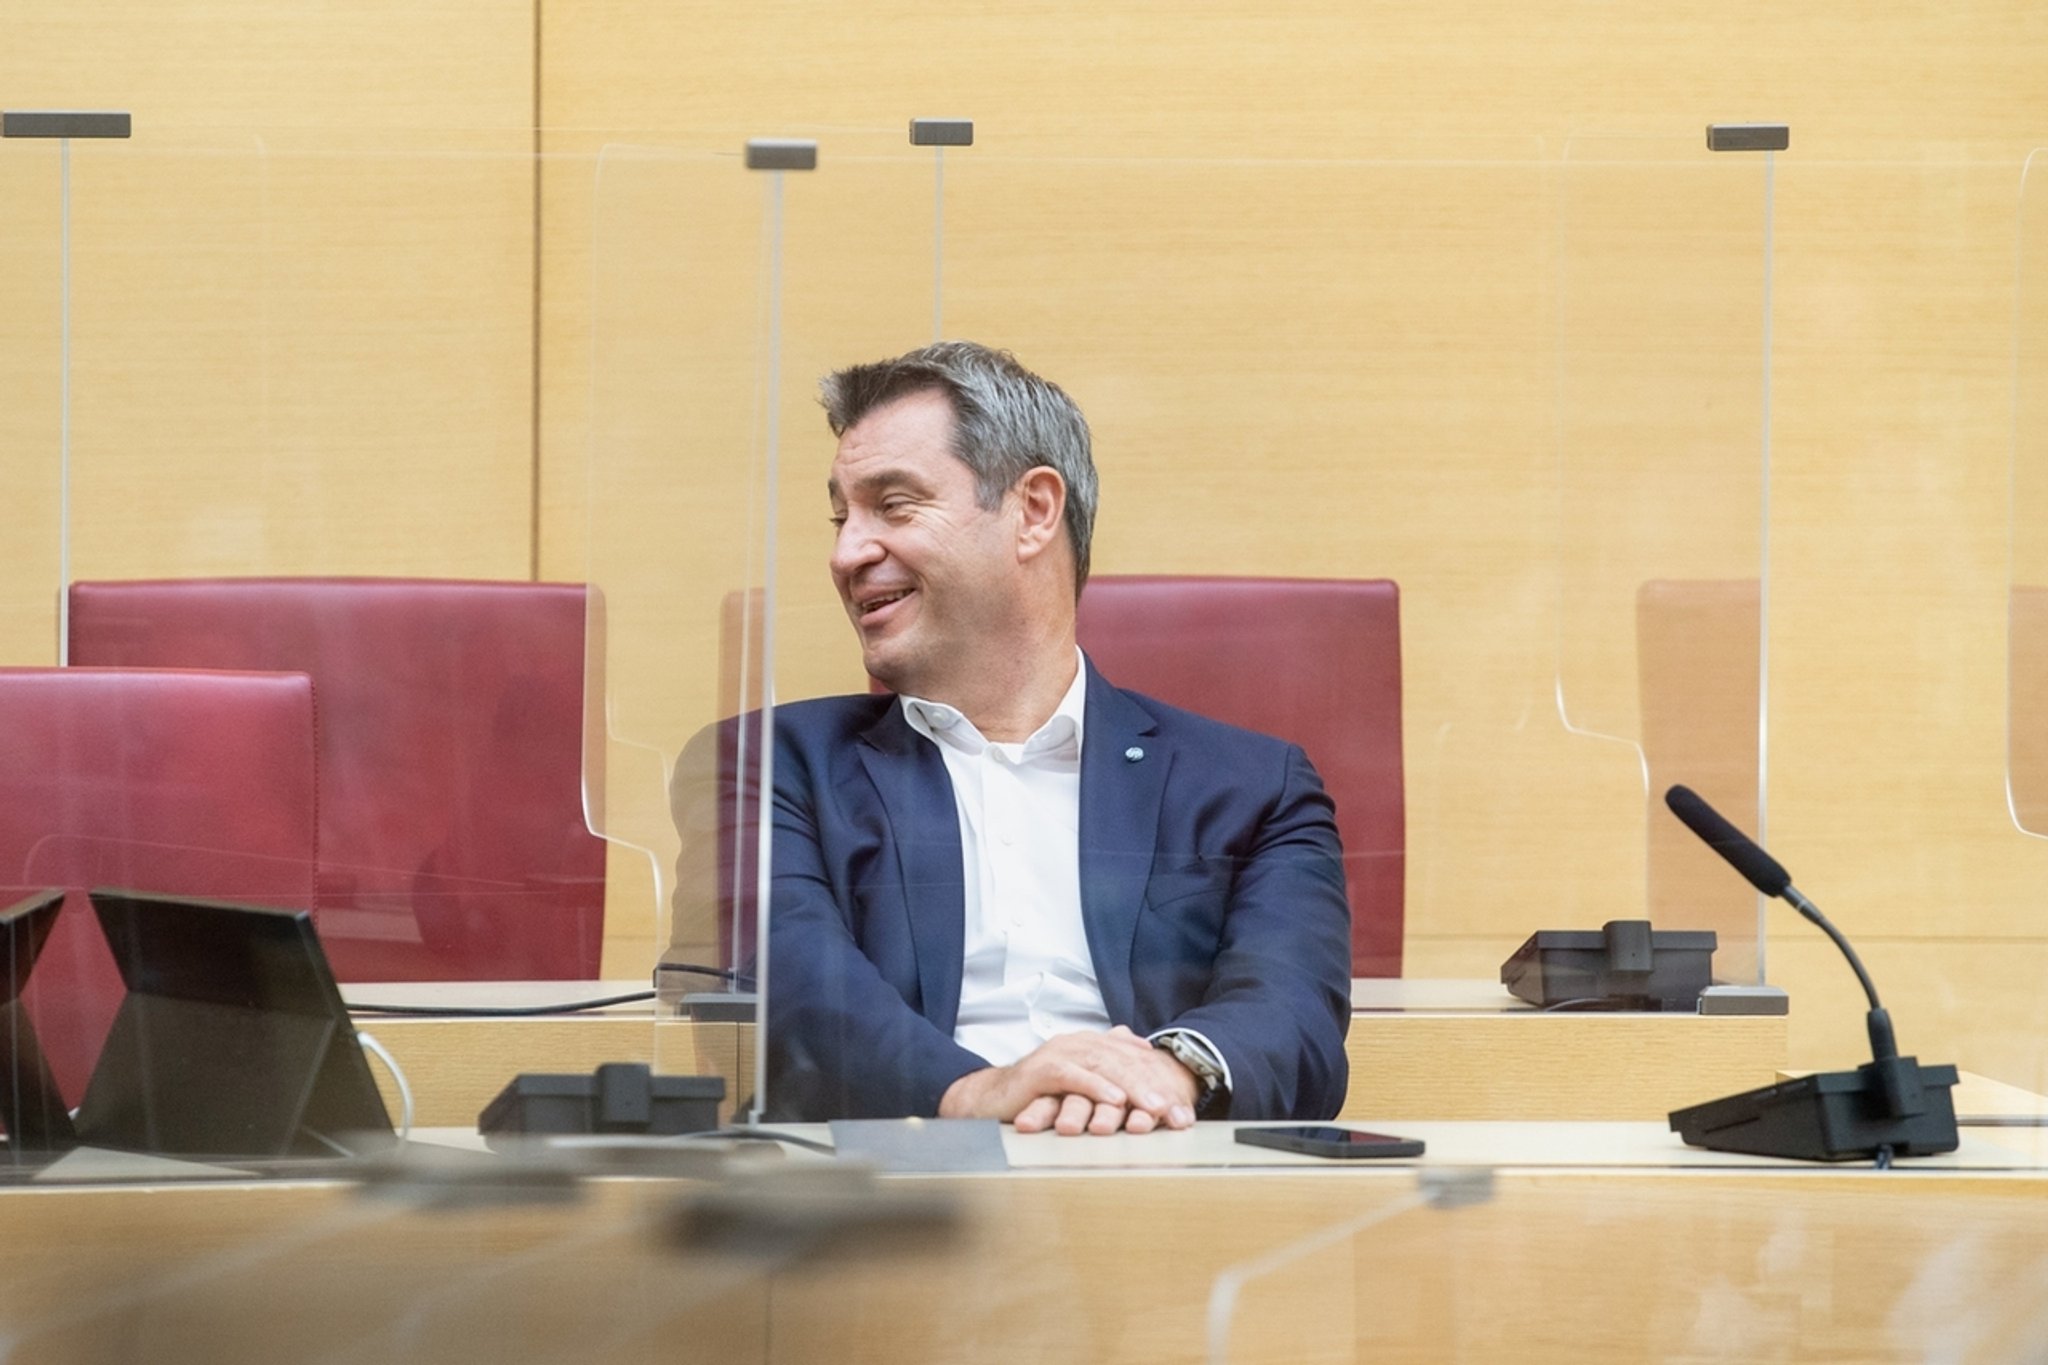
[1662,785,1887,1038]
[1661,783,1956,1158]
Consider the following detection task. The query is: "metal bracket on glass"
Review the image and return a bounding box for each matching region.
[910,119,974,339]
[908,118,973,147]
[1418,1167,1495,1210]
[743,138,818,172]
[3,111,132,140]
[1706,123,1790,153]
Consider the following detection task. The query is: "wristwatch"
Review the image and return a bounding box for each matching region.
[1152,1030,1228,1113]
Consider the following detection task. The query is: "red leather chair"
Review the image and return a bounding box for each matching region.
[676,578,1404,980]
[0,668,319,1104]
[1075,576,1405,978]
[68,578,606,982]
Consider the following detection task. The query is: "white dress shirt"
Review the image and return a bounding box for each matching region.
[901,652,1234,1103]
[902,654,1103,1066]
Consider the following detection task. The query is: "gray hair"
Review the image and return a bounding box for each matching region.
[820,341,1098,593]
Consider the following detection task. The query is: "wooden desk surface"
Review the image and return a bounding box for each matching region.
[987,1119,2048,1171]
[315,1112,2048,1172]
[344,979,1788,1128]
[1,1124,2045,1365]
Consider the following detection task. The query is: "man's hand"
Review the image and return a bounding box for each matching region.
[938,1026,1200,1135]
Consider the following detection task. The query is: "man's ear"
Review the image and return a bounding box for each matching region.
[1013,466,1068,564]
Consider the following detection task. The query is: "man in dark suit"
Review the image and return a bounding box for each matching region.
[766,342,1350,1133]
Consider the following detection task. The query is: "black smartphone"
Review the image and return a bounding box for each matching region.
[1233,1125,1425,1159]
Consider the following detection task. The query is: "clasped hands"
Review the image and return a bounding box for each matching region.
[937,1025,1201,1135]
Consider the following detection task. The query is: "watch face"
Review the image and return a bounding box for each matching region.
[1159,1035,1222,1090]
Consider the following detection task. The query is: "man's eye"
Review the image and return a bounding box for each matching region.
[828,514,847,529]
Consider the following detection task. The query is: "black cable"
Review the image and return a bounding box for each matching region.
[346,959,752,1016]
[1540,996,1657,1013]
[654,961,756,988]
[345,989,657,1017]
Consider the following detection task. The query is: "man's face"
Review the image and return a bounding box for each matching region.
[827,389,1020,697]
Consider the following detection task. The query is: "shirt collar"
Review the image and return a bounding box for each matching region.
[901,647,1088,759]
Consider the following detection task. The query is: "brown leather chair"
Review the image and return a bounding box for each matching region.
[2010,585,2048,834]
[1636,579,1763,980]
[0,667,319,1103]
[1075,576,1405,977]
[68,578,606,982]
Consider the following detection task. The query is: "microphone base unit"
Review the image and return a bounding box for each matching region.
[1501,920,1717,1011]
[1669,1058,1959,1162]
[480,1063,725,1147]
[673,991,760,1023]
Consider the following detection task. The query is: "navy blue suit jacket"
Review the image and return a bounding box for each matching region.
[763,660,1351,1121]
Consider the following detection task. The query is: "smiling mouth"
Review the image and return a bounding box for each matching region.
[857,589,913,617]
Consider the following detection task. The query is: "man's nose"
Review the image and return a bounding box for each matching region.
[830,516,883,580]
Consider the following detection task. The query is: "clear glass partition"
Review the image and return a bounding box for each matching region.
[0,128,627,1172]
[1557,134,1772,983]
[588,131,935,1121]
[586,141,777,1111]
[0,135,62,661]
[2011,149,2048,838]
[712,135,1779,1134]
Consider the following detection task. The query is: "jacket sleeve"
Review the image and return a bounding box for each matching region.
[1162,743,1352,1120]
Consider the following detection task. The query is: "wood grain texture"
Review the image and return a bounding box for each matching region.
[0,1163,2042,1363]
[0,1,539,673]
[1341,1012,1787,1121]
[357,1004,1781,1127]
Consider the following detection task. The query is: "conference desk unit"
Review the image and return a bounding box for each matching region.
[348,978,1794,1128]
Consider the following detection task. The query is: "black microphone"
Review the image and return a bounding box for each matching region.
[1664,785,1884,1036]
[1660,784,1957,1162]
[1664,784,1790,897]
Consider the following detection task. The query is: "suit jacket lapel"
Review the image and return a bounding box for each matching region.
[856,701,967,1031]
[1078,664,1167,1028]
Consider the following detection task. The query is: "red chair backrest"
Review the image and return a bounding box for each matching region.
[1075,576,1404,977]
[68,578,606,981]
[0,667,319,1104]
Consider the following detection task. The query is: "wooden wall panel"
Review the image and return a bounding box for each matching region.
[0,150,63,663]
[0,3,539,671]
